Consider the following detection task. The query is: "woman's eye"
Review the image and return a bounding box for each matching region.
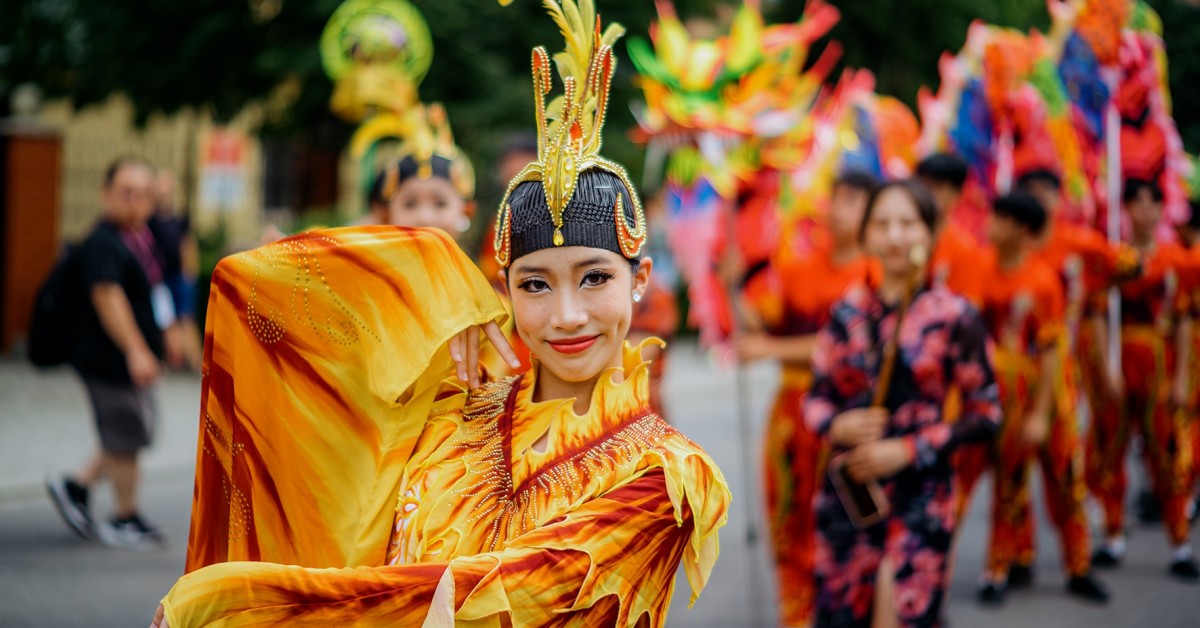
[518,279,549,293]
[581,271,615,287]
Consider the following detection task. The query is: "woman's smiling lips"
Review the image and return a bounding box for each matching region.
[547,335,600,355]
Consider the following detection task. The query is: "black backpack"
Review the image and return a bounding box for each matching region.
[28,244,83,368]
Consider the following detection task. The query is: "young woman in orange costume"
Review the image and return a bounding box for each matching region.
[150,5,729,626]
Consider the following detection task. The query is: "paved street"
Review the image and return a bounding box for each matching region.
[1,342,1198,627]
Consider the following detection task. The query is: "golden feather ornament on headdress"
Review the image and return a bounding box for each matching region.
[494,0,647,266]
[406,103,476,199]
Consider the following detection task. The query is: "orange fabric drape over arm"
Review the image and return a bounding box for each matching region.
[186,226,508,572]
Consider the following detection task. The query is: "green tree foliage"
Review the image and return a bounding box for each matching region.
[0,0,725,206]
[0,0,342,128]
[1,0,1195,207]
[415,0,727,205]
[1147,0,1200,153]
[766,0,1048,106]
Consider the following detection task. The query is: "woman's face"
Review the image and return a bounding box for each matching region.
[381,177,471,235]
[862,187,932,277]
[508,247,652,387]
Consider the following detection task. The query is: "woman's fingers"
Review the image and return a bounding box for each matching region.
[450,332,467,382]
[845,447,879,482]
[847,461,869,483]
[843,450,864,480]
[453,322,520,387]
[466,327,480,388]
[151,604,166,628]
[483,321,522,369]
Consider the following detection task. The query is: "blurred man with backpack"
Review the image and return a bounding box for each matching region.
[45,156,170,549]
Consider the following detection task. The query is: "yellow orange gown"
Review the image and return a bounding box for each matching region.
[161,226,730,627]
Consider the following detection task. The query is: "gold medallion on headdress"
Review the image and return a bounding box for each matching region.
[494,0,647,267]
[321,0,432,122]
[323,0,474,201]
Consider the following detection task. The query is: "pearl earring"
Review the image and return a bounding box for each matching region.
[632,291,642,303]
[457,216,472,233]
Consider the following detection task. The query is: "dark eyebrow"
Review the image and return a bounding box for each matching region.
[514,257,611,275]
[574,257,609,269]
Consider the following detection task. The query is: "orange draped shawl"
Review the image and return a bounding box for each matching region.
[163,226,729,627]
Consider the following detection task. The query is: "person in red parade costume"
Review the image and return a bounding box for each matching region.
[1086,178,1197,582]
[996,168,1140,592]
[917,154,986,307]
[737,171,880,627]
[1176,200,1200,506]
[959,193,1108,605]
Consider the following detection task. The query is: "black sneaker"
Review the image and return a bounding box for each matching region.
[1008,564,1034,589]
[46,475,93,540]
[1066,573,1110,603]
[977,581,1007,606]
[1092,547,1122,568]
[1169,558,1200,582]
[96,514,166,550]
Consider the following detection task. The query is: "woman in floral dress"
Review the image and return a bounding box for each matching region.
[804,180,1002,627]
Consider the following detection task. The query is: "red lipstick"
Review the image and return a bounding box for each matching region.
[547,335,600,355]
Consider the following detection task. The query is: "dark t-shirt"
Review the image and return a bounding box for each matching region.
[72,220,165,383]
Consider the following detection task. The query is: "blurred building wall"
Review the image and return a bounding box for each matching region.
[35,96,265,246]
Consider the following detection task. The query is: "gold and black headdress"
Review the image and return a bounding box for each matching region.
[370,103,476,204]
[494,0,647,267]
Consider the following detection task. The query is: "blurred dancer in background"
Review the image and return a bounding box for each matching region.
[917,153,985,306]
[1014,169,1137,589]
[1086,178,1197,581]
[737,170,878,627]
[962,193,1108,604]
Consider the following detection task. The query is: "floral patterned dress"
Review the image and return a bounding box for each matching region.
[804,283,1001,628]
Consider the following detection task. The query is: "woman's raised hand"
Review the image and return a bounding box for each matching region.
[829,407,889,449]
[449,321,521,389]
[842,438,913,482]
